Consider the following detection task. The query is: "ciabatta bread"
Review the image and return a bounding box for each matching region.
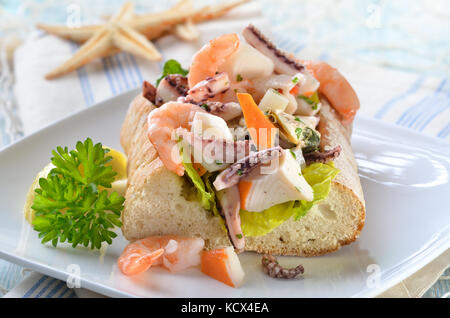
[120,93,365,256]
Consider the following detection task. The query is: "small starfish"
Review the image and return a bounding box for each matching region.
[41,2,162,79]
[37,0,249,79]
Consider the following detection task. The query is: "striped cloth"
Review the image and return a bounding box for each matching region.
[2,272,77,298]
[0,0,449,298]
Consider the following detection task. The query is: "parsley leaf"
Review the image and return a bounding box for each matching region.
[31,138,125,249]
[290,149,297,159]
[236,74,243,82]
[298,92,320,110]
[155,59,189,87]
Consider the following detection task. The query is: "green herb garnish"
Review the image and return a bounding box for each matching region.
[31,138,125,249]
[298,92,320,110]
[292,77,299,84]
[290,149,296,159]
[237,169,243,176]
[295,127,302,139]
[236,233,243,239]
[155,59,189,86]
[299,95,314,105]
[272,88,281,95]
[236,74,243,82]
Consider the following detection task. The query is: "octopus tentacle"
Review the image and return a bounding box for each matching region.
[262,254,304,279]
[242,24,305,76]
[213,146,283,191]
[304,145,341,164]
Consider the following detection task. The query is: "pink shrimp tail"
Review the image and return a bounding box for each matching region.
[303,60,360,125]
[118,247,164,276]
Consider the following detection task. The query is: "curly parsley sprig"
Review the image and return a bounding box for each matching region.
[31,138,125,249]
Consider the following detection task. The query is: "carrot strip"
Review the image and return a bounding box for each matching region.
[237,93,277,149]
[193,162,207,176]
[302,91,315,98]
[289,85,299,96]
[238,180,252,211]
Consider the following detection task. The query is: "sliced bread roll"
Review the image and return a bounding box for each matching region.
[120,94,232,249]
[244,97,365,256]
[120,94,365,255]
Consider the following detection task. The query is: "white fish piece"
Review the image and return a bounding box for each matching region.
[191,112,233,140]
[295,97,321,116]
[258,89,289,112]
[296,115,320,129]
[293,72,320,96]
[282,91,298,114]
[252,74,295,98]
[219,42,274,81]
[241,150,313,212]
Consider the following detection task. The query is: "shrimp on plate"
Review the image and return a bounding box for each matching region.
[118,235,205,276]
[147,102,206,176]
[303,60,360,124]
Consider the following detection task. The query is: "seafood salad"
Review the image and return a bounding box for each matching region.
[118,24,361,287]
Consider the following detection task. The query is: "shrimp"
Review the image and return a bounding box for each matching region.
[118,235,205,276]
[147,102,206,176]
[188,33,240,88]
[303,60,360,124]
[117,240,164,276]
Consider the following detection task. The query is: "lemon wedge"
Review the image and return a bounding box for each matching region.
[104,147,128,197]
[24,147,127,224]
[104,147,127,181]
[23,162,55,224]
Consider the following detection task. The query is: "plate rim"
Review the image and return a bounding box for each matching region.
[0,89,449,298]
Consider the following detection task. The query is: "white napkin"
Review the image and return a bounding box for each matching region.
[13,2,267,135]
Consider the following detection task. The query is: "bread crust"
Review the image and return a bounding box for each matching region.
[120,94,365,256]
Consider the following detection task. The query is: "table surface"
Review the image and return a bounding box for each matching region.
[0,0,448,298]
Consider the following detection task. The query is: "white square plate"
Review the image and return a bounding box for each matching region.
[0,89,449,297]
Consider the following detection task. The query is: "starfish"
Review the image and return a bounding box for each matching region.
[37,0,249,79]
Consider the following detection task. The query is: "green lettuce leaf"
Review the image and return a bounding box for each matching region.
[292,161,340,220]
[182,163,227,232]
[204,172,228,232]
[182,161,212,210]
[240,162,340,237]
[155,59,189,86]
